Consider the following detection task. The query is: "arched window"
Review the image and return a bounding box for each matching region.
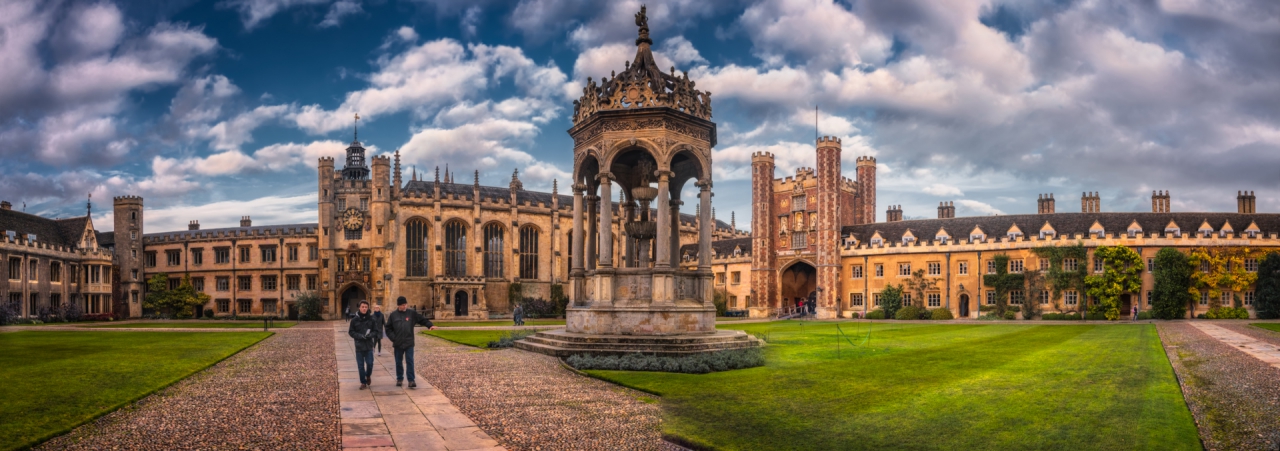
[445,221,467,277]
[519,225,539,279]
[483,223,504,278]
[405,219,429,277]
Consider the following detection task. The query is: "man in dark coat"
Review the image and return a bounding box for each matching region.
[372,303,386,356]
[347,300,377,390]
[513,304,524,326]
[384,296,435,388]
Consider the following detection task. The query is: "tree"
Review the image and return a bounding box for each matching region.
[144,273,210,318]
[1152,248,1194,320]
[880,284,904,319]
[294,291,324,320]
[1084,246,1143,320]
[904,269,940,308]
[1254,252,1280,319]
[983,254,1024,317]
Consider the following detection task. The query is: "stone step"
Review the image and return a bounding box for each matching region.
[519,337,759,354]
[515,331,763,358]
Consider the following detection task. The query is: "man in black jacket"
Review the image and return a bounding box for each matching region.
[384,296,435,388]
[347,300,377,390]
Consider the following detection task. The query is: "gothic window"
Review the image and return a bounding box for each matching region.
[406,219,429,277]
[483,223,505,278]
[445,220,468,277]
[519,225,539,279]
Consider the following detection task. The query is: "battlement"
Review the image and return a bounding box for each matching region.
[816,136,841,145]
[319,156,335,165]
[751,151,775,163]
[113,195,143,204]
[856,156,876,166]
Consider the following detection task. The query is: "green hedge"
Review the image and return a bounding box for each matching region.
[929,308,954,320]
[1205,306,1250,319]
[864,309,886,319]
[1042,312,1082,320]
[895,305,928,320]
[566,348,765,374]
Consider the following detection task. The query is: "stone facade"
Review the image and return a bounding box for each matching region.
[0,201,114,318]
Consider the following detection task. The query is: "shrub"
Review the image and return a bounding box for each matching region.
[486,329,538,348]
[864,309,886,320]
[82,313,114,322]
[1084,312,1108,320]
[880,285,904,319]
[1043,312,1083,320]
[978,304,996,312]
[61,301,83,322]
[294,291,324,320]
[930,308,954,320]
[1003,310,1018,320]
[895,305,926,320]
[0,302,19,325]
[550,284,568,317]
[849,312,861,319]
[713,289,729,316]
[977,313,1002,320]
[1136,311,1153,320]
[203,308,214,319]
[1205,306,1250,319]
[1152,248,1194,320]
[1196,313,1207,319]
[520,297,557,318]
[565,347,765,373]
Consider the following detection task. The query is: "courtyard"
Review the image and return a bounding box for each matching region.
[5,319,1280,450]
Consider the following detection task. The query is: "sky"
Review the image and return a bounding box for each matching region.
[3,0,1280,233]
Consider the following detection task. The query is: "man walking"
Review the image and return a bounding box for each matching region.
[513,303,524,326]
[372,302,386,356]
[347,301,377,390]
[384,296,435,388]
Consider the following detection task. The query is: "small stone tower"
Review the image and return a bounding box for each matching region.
[938,201,955,219]
[886,205,903,222]
[1081,192,1100,213]
[1238,191,1256,214]
[814,136,841,318]
[112,195,144,317]
[856,156,876,223]
[1038,193,1055,214]
[1151,190,1170,213]
[751,151,778,317]
[318,156,336,240]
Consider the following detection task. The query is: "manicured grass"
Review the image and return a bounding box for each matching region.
[424,329,529,348]
[431,319,565,327]
[0,331,271,451]
[586,321,1200,451]
[85,321,296,329]
[1251,323,1280,333]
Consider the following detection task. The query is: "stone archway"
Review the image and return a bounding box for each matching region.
[340,285,367,318]
[780,261,817,310]
[959,294,970,318]
[454,290,469,317]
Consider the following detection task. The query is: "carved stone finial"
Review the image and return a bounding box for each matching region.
[434,166,440,183]
[635,5,650,45]
[474,169,480,188]
[509,168,523,191]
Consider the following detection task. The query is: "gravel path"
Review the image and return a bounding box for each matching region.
[1157,322,1280,451]
[38,328,340,451]
[413,334,685,451]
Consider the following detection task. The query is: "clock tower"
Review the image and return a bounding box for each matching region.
[318,115,394,318]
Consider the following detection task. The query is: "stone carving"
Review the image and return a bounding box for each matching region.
[571,6,711,124]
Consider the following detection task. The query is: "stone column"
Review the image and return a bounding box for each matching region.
[655,171,672,268]
[571,184,585,273]
[586,194,598,270]
[598,173,614,268]
[669,199,681,268]
[698,179,712,270]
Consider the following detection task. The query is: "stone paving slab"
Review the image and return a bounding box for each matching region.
[1189,321,1280,369]
[335,322,505,451]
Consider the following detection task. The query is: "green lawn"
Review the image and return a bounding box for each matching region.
[0,331,271,451]
[586,321,1200,451]
[424,329,533,347]
[431,319,565,327]
[85,321,296,329]
[1251,323,1280,333]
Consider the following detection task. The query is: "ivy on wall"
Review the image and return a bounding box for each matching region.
[1187,247,1262,310]
[1084,245,1143,320]
[982,254,1024,317]
[1031,243,1088,314]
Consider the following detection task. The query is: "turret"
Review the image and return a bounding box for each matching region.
[750,151,777,316]
[856,156,876,224]
[112,195,144,317]
[814,136,842,318]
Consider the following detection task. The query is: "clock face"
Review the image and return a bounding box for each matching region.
[342,208,364,231]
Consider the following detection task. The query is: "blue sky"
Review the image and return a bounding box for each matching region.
[3,0,1280,232]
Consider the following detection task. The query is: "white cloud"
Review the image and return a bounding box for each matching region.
[220,0,330,30]
[739,0,891,69]
[922,184,964,197]
[658,36,706,66]
[320,0,363,28]
[396,26,419,42]
[52,2,125,59]
[956,199,1004,216]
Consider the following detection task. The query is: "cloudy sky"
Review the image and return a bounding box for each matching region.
[3,0,1279,232]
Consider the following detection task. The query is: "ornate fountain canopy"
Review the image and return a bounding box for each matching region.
[571,5,712,124]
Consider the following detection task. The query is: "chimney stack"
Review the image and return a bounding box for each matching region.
[937,201,955,219]
[240,216,252,227]
[1151,190,1170,213]
[1038,193,1056,214]
[1238,190,1256,214]
[887,205,903,222]
[188,220,200,231]
[1081,192,1100,213]
[0,201,9,211]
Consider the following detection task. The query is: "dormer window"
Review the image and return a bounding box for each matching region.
[1248,230,1258,238]
[1127,230,1138,238]
[902,236,915,245]
[871,238,883,246]
[1040,231,1055,239]
[970,234,985,242]
[1008,232,1022,240]
[26,233,36,242]
[937,236,948,244]
[1166,228,1181,237]
[1201,230,1212,238]
[1092,230,1105,239]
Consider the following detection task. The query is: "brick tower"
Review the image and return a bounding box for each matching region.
[856,156,876,223]
[112,195,144,317]
[815,136,842,318]
[750,151,777,317]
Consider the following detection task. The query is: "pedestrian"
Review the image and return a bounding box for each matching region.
[344,306,350,322]
[1132,305,1138,322]
[384,296,435,388]
[347,301,377,390]
[372,302,386,356]
[513,303,524,326]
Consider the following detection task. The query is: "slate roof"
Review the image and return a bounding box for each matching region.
[840,212,1280,243]
[401,180,732,228]
[145,223,318,240]
[96,231,115,248]
[681,237,753,259]
[0,209,91,248]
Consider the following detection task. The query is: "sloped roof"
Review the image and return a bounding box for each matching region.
[680,237,753,259]
[145,223,318,240]
[0,209,91,248]
[840,212,1280,243]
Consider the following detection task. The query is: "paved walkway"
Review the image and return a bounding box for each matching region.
[1188,321,1280,369]
[334,323,504,451]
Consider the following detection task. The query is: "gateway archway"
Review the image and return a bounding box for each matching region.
[340,285,367,318]
[780,261,817,310]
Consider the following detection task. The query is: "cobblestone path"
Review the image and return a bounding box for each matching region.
[414,334,685,451]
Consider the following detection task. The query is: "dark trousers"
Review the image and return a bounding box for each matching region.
[394,346,415,382]
[376,335,382,353]
[355,349,374,385]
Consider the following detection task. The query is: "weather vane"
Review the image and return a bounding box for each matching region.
[353,113,360,140]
